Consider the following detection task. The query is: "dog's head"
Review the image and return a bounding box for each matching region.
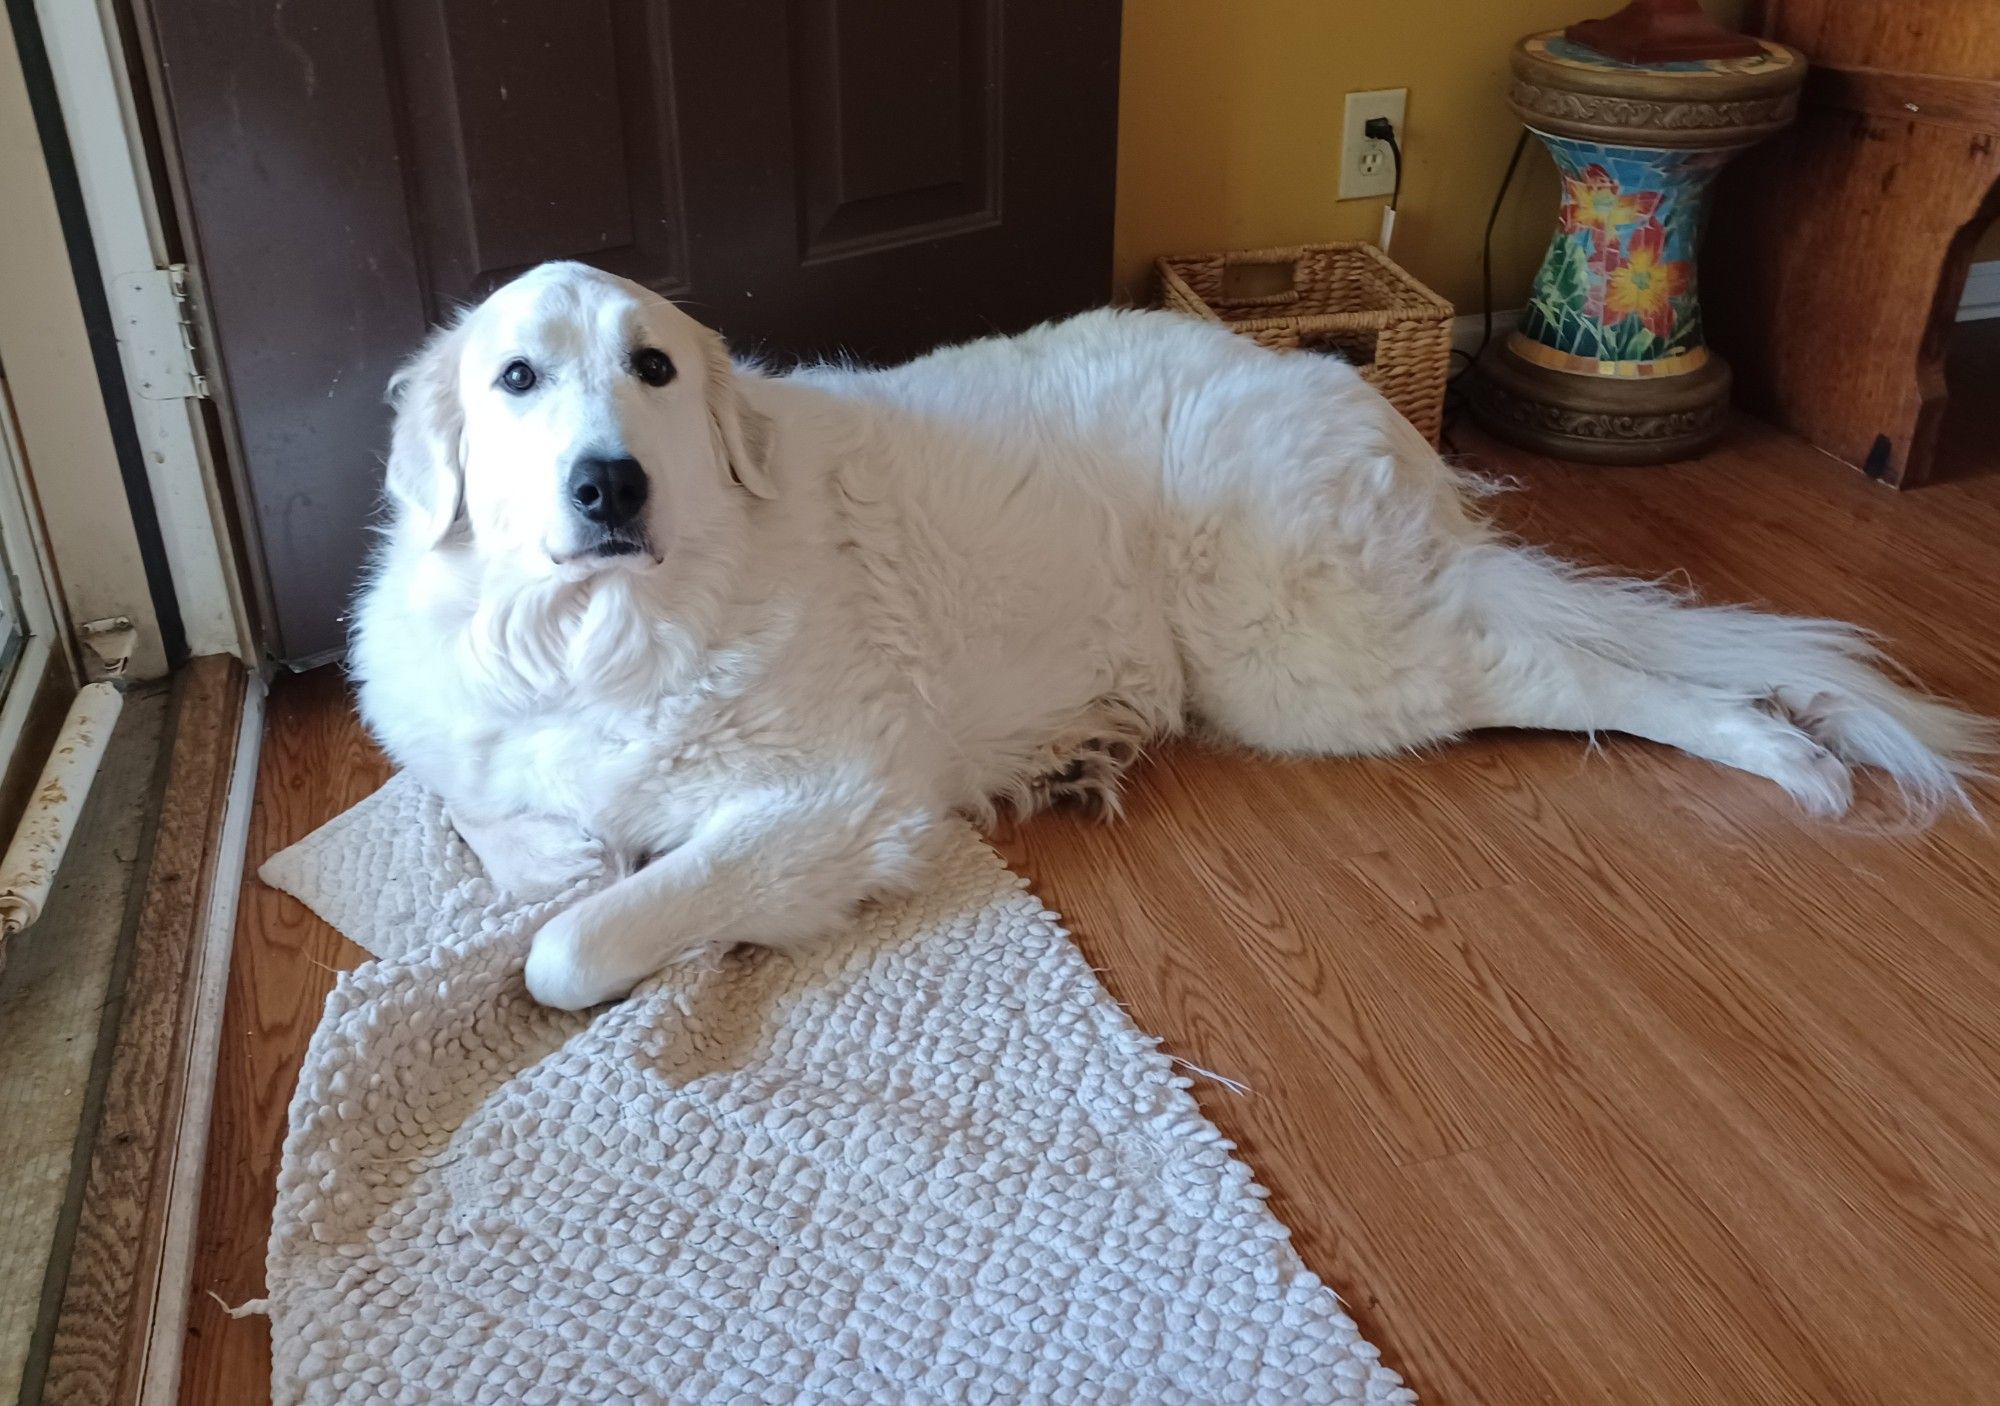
[383,261,774,577]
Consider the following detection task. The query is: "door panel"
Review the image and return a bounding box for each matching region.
[791,0,1000,261]
[137,0,1121,663]
[385,1,694,311]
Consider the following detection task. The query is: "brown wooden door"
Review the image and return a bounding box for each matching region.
[134,0,1122,664]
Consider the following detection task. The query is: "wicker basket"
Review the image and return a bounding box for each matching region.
[1157,242,1454,444]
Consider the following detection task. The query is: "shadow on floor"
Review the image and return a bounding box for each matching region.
[1935,318,2000,483]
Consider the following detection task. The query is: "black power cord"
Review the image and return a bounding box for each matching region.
[1362,115,1404,211]
[1440,129,1534,449]
[1354,117,1533,445]
[1356,119,1529,362]
[1471,130,1532,371]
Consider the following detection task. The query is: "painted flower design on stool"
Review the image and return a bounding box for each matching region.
[1604,221,1690,339]
[1560,163,1661,248]
[1519,137,1722,371]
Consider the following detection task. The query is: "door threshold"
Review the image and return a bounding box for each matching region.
[22,656,263,1406]
[0,684,169,1405]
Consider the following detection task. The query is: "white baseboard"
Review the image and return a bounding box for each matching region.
[1451,309,1520,360]
[1958,260,2000,322]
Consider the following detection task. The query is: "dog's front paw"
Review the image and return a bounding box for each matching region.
[523,896,681,1010]
[524,904,622,1010]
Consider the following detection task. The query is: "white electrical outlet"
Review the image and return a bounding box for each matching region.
[1340,88,1407,201]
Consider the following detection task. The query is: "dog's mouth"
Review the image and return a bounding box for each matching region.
[550,530,658,570]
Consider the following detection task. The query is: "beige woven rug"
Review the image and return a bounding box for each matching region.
[256,774,1414,1404]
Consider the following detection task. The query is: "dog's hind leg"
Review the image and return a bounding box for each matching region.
[1466,637,1855,814]
[1195,593,1855,811]
[1185,533,1863,812]
[1451,540,1993,816]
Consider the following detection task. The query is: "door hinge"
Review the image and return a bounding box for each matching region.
[110,264,210,402]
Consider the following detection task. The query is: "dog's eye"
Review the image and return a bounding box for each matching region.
[500,359,537,395]
[631,347,675,388]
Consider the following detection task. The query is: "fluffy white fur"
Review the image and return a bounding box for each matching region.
[352,262,1991,1010]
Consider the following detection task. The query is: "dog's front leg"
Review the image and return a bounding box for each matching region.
[522,786,942,1010]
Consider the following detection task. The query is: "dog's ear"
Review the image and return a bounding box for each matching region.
[705,333,777,500]
[384,322,469,546]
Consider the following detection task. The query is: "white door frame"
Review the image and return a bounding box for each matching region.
[2,0,254,680]
[0,381,72,784]
[0,4,172,679]
[32,0,250,663]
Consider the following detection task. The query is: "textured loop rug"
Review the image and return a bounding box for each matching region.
[256,774,1414,1404]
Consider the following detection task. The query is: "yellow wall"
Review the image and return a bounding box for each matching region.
[1114,0,1746,314]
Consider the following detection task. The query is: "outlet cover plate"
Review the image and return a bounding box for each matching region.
[1340,88,1407,201]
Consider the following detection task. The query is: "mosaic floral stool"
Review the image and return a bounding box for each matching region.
[1470,30,1804,464]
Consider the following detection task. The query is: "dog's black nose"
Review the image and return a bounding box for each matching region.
[568,456,648,529]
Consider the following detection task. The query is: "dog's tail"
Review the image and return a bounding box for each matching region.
[1469,545,1995,820]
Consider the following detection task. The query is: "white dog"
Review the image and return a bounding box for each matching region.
[352,262,1988,1009]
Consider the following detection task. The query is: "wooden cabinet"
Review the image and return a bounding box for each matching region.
[1707,0,2000,487]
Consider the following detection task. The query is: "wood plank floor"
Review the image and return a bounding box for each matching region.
[182,417,2000,1404]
